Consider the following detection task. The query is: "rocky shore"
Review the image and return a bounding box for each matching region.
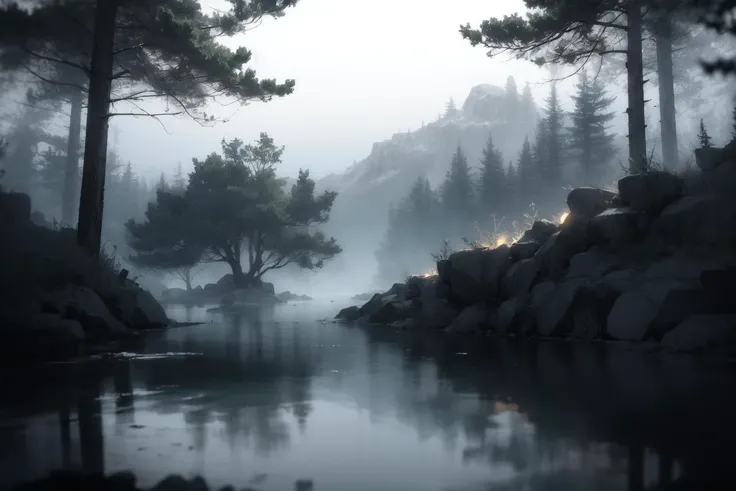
[337,148,736,357]
[0,191,172,364]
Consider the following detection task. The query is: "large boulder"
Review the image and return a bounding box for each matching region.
[535,279,586,337]
[565,248,626,281]
[441,245,511,305]
[445,305,491,334]
[336,305,361,321]
[509,241,540,261]
[694,146,729,171]
[534,214,591,279]
[567,283,620,340]
[652,195,736,247]
[413,275,458,329]
[618,171,683,212]
[662,314,736,354]
[501,258,539,299]
[589,207,647,247]
[519,219,559,244]
[605,279,703,341]
[43,285,128,339]
[0,191,31,224]
[496,296,527,335]
[113,283,170,329]
[567,187,617,219]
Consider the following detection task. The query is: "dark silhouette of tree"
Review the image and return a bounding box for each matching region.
[698,118,713,148]
[441,146,475,238]
[478,134,507,217]
[568,71,616,184]
[542,84,565,199]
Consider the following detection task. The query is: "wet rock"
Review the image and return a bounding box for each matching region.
[662,314,736,353]
[367,300,407,324]
[618,171,683,212]
[446,304,490,334]
[606,279,692,341]
[567,187,617,219]
[643,254,733,282]
[565,248,626,281]
[359,293,384,316]
[43,285,127,339]
[336,306,361,321]
[568,284,619,340]
[519,219,559,244]
[414,276,458,329]
[530,281,555,310]
[391,318,417,330]
[0,191,31,224]
[594,269,639,293]
[442,245,511,305]
[652,195,736,247]
[501,258,539,299]
[496,296,526,335]
[509,241,540,260]
[115,284,170,329]
[535,279,586,337]
[589,207,646,247]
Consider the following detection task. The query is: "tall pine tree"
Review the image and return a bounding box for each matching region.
[516,138,535,208]
[478,134,507,217]
[568,71,616,185]
[441,146,475,240]
[543,84,565,199]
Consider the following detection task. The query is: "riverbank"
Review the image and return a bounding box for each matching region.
[0,191,173,365]
[337,148,736,357]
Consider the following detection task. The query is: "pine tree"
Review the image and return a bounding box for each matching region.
[478,133,507,216]
[172,161,187,191]
[505,160,520,216]
[543,84,565,195]
[157,172,167,191]
[698,119,713,148]
[520,83,537,133]
[516,138,535,207]
[444,98,459,119]
[504,76,519,113]
[441,146,475,238]
[568,71,616,185]
[530,119,547,202]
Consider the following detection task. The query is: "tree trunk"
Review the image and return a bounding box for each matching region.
[230,259,247,288]
[76,0,118,257]
[626,0,648,173]
[63,84,83,226]
[184,269,192,293]
[655,16,678,169]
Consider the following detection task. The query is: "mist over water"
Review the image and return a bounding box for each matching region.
[2,302,734,491]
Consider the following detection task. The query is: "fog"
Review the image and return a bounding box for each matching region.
[0,0,734,298]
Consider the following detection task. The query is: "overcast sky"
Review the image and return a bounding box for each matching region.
[112,0,557,181]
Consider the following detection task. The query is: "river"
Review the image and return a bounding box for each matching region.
[0,300,734,491]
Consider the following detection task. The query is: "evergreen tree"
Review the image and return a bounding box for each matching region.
[568,71,616,184]
[444,98,459,119]
[441,146,475,240]
[516,138,535,207]
[698,118,713,148]
[504,76,519,114]
[157,173,167,192]
[543,84,565,196]
[529,119,547,202]
[478,134,507,216]
[173,162,187,191]
[520,83,537,132]
[505,161,520,216]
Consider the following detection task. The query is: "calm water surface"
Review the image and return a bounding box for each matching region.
[1,300,735,491]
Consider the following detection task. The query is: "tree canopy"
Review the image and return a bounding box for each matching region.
[126,133,341,287]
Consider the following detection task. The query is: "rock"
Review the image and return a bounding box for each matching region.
[44,285,128,339]
[568,283,621,340]
[644,254,732,282]
[260,281,276,296]
[446,305,490,334]
[565,248,626,281]
[221,293,235,306]
[618,171,683,212]
[391,318,417,330]
[12,314,85,361]
[530,281,555,311]
[567,187,617,219]
[115,284,170,329]
[694,147,728,171]
[336,306,361,321]
[652,195,736,247]
[519,219,559,244]
[534,215,590,279]
[442,245,511,305]
[277,291,313,302]
[367,300,407,324]
[595,269,639,293]
[606,279,691,341]
[0,191,31,224]
[496,296,526,335]
[501,258,539,299]
[662,314,736,353]
[535,279,586,337]
[414,276,458,329]
[701,267,736,313]
[589,207,645,247]
[359,293,384,317]
[385,282,408,300]
[509,241,540,260]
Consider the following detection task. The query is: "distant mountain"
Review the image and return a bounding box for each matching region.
[317,82,539,289]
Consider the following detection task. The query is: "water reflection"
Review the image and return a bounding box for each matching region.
[1,302,735,491]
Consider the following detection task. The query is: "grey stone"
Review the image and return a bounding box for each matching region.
[444,245,511,305]
[446,305,490,334]
[535,279,586,337]
[618,171,683,212]
[336,306,361,321]
[509,241,540,261]
[567,187,617,219]
[652,195,736,247]
[502,258,539,299]
[662,314,736,353]
[589,207,644,247]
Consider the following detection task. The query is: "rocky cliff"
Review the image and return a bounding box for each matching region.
[336,146,736,357]
[319,84,537,281]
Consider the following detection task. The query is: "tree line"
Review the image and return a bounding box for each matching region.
[375,71,618,283]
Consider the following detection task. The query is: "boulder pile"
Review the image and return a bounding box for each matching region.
[337,151,736,357]
[0,191,171,362]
